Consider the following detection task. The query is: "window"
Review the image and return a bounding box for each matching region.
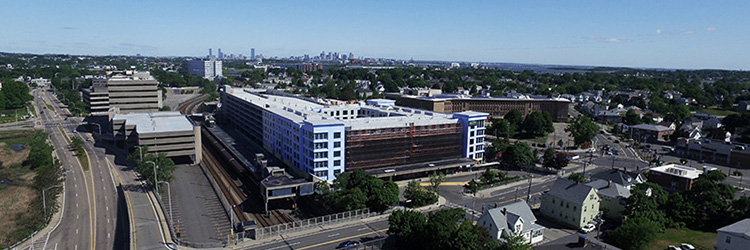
[726,236,731,244]
[470,139,474,144]
[334,132,341,138]
[314,152,328,159]
[334,141,341,148]
[314,142,327,149]
[314,133,327,140]
[334,151,341,157]
[470,131,475,137]
[334,160,341,167]
[334,169,342,176]
[476,145,484,151]
[573,206,576,211]
[552,199,555,204]
[314,161,327,168]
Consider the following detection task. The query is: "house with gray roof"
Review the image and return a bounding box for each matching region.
[585,179,631,219]
[590,169,645,190]
[540,178,600,228]
[477,201,544,245]
[716,218,750,250]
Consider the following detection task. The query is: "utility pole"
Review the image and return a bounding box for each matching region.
[611,156,616,170]
[526,174,533,202]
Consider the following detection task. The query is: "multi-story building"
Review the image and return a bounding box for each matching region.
[386,92,571,122]
[676,138,750,168]
[629,124,674,142]
[219,87,487,181]
[82,71,162,115]
[184,59,222,79]
[540,178,600,229]
[111,111,201,164]
[647,164,702,192]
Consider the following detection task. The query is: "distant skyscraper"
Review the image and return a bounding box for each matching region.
[250,48,255,59]
[218,48,223,59]
[209,48,212,57]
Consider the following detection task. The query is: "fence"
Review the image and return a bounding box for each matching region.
[255,208,372,239]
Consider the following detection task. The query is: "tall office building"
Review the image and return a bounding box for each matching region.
[111,111,202,164]
[184,59,223,79]
[218,48,223,59]
[250,48,255,59]
[82,71,163,115]
[209,48,212,58]
[219,87,487,181]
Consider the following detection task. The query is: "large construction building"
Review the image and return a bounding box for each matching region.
[111,111,201,164]
[82,71,162,115]
[386,92,571,122]
[219,87,487,181]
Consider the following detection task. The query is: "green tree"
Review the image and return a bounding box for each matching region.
[624,109,642,125]
[504,109,524,126]
[607,216,661,250]
[522,111,553,136]
[566,116,600,147]
[429,172,446,195]
[128,146,177,187]
[322,169,399,212]
[403,180,438,208]
[568,172,586,183]
[501,142,534,169]
[159,106,171,111]
[388,209,427,249]
[542,148,555,168]
[498,232,533,250]
[480,168,498,185]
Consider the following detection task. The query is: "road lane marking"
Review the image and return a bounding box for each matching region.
[327,233,340,237]
[297,228,388,250]
[357,227,368,231]
[77,229,79,234]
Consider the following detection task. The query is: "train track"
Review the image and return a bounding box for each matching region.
[176,94,207,114]
[201,125,300,228]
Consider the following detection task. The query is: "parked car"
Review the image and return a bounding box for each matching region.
[579,223,596,233]
[667,246,680,250]
[680,243,695,250]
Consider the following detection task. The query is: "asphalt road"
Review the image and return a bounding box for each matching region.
[245,220,390,250]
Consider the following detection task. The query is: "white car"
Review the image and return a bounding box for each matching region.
[680,243,695,250]
[667,246,680,250]
[579,223,596,233]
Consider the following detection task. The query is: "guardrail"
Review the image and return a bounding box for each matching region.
[255,208,372,239]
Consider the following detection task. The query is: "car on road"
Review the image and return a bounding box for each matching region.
[579,223,596,233]
[680,243,695,250]
[338,240,360,248]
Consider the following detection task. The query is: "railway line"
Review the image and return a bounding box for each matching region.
[176,94,206,114]
[200,125,299,228]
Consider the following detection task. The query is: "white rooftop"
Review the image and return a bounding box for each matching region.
[649,164,702,179]
[112,112,194,134]
[224,87,470,129]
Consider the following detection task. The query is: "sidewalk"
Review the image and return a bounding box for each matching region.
[12,184,65,250]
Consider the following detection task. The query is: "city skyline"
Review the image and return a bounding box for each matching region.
[1,1,748,70]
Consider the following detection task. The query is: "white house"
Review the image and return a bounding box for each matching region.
[716,218,750,250]
[478,201,544,245]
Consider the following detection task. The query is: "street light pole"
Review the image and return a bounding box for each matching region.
[158,181,172,227]
[42,184,63,222]
[146,161,158,193]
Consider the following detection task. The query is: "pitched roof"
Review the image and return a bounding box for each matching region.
[483,201,541,233]
[547,178,595,204]
[536,234,622,250]
[584,179,631,199]
[590,169,642,187]
[717,218,750,240]
[630,124,673,132]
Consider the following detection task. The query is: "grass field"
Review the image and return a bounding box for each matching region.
[0,130,38,248]
[0,104,35,124]
[647,228,717,250]
[697,108,737,116]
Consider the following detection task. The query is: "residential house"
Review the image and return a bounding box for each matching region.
[478,201,545,245]
[647,164,703,192]
[657,121,676,131]
[716,218,750,250]
[584,179,631,219]
[540,178,600,229]
[596,110,623,123]
[630,124,674,142]
[536,234,622,250]
[590,169,645,190]
[737,100,750,113]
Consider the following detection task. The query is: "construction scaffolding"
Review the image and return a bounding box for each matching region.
[345,123,463,170]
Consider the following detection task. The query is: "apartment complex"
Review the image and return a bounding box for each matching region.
[82,71,162,115]
[386,93,571,122]
[111,111,201,164]
[219,87,487,181]
[184,59,222,78]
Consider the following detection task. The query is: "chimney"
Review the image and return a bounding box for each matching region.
[607,180,612,188]
[501,208,507,215]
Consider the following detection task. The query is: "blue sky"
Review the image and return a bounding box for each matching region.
[1,0,748,69]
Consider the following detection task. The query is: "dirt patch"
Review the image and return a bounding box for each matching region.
[0,185,37,243]
[0,142,30,166]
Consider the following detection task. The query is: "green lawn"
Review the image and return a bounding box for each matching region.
[697,108,737,116]
[0,104,34,124]
[647,228,716,250]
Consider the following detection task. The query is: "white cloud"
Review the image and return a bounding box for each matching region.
[654,29,663,35]
[585,35,629,43]
[706,27,717,32]
[682,30,695,35]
